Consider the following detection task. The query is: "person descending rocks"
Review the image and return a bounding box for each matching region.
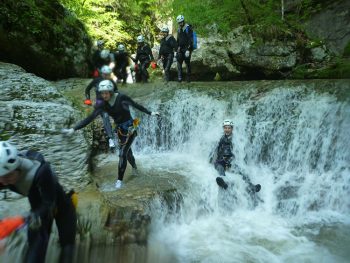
[158,26,177,82]
[133,35,154,83]
[113,44,130,84]
[62,80,160,189]
[0,141,77,263]
[176,14,193,83]
[210,120,261,194]
[84,65,118,150]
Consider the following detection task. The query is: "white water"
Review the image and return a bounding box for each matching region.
[132,84,350,263]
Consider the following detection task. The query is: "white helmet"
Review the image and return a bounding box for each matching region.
[118,44,125,51]
[161,26,169,33]
[96,40,104,47]
[101,65,112,74]
[223,120,233,127]
[137,35,144,43]
[100,49,110,59]
[0,141,20,177]
[98,80,114,92]
[176,15,185,23]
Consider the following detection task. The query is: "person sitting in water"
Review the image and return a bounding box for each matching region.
[210,120,261,193]
[0,141,77,263]
[62,80,160,189]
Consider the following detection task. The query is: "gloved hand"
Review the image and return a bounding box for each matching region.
[27,213,41,230]
[84,99,92,105]
[151,111,160,117]
[61,128,75,135]
[185,50,190,57]
[109,62,115,69]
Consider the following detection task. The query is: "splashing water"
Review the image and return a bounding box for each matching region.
[131,83,350,263]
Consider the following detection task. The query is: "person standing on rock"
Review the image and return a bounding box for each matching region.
[132,35,154,83]
[210,120,261,194]
[158,26,177,82]
[176,14,193,83]
[62,80,160,190]
[84,65,118,151]
[0,141,77,263]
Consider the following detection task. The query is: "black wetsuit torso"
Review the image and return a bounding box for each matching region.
[74,92,152,130]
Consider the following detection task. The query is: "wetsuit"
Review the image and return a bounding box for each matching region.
[211,134,234,178]
[114,51,130,84]
[0,150,76,263]
[159,35,177,81]
[85,77,118,142]
[73,93,152,181]
[176,24,193,82]
[135,43,154,83]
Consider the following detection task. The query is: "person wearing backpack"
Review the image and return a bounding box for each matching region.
[176,14,194,83]
[158,26,178,82]
[0,141,76,263]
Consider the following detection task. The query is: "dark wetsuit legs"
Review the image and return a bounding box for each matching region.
[163,53,174,81]
[118,131,137,180]
[177,51,191,81]
[140,60,150,82]
[101,112,113,140]
[26,184,76,263]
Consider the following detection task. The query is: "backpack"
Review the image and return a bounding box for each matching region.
[178,25,198,50]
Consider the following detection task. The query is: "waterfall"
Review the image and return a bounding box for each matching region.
[131,81,350,263]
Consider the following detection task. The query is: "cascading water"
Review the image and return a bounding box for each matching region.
[131,82,350,263]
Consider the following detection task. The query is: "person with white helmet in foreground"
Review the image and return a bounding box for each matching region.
[158,26,177,82]
[84,65,118,150]
[113,44,131,84]
[176,14,193,82]
[0,141,76,263]
[132,35,154,83]
[62,80,160,189]
[210,120,261,194]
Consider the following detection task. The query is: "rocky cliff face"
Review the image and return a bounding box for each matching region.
[0,0,92,80]
[185,26,330,80]
[304,0,350,56]
[0,62,90,189]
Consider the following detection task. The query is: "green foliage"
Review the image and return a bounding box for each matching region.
[171,0,289,36]
[343,42,350,58]
[291,58,350,79]
[59,0,171,51]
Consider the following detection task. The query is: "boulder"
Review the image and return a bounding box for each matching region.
[0,0,92,80]
[0,62,90,190]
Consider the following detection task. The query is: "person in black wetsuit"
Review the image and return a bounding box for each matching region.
[84,65,118,150]
[62,80,160,189]
[158,26,177,82]
[133,35,154,83]
[210,120,261,193]
[0,141,76,263]
[176,14,193,83]
[113,44,130,84]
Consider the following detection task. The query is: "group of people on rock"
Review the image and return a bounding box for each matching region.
[0,14,260,263]
[91,14,194,84]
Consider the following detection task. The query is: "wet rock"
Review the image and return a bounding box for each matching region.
[0,62,90,190]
